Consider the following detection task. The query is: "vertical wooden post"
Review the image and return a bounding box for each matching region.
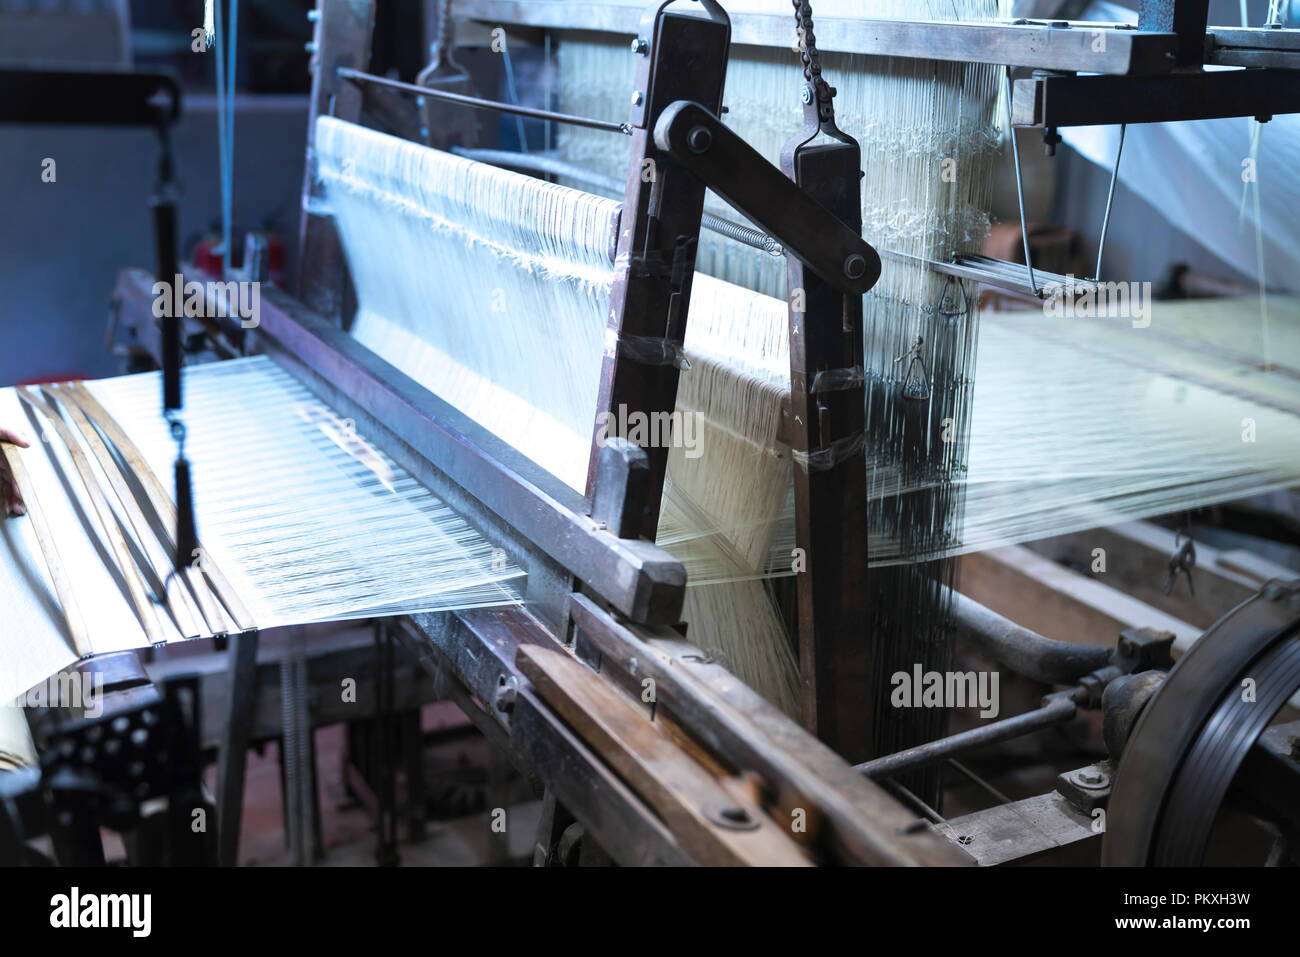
[296,0,376,324]
[783,142,873,763]
[586,3,730,538]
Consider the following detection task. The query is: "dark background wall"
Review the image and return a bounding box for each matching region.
[0,98,309,386]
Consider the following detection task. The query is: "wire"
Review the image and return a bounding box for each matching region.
[337,68,632,136]
[1006,69,1039,298]
[1094,123,1125,282]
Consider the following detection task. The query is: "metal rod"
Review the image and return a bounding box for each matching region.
[946,758,1013,806]
[855,694,1078,780]
[1094,123,1126,281]
[454,147,783,256]
[1007,70,1040,297]
[946,586,1112,685]
[451,146,618,191]
[499,37,529,152]
[881,779,947,825]
[336,66,631,135]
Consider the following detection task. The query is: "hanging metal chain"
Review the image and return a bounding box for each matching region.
[432,0,454,68]
[793,0,837,126]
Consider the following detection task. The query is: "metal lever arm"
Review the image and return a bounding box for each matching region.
[653,99,880,297]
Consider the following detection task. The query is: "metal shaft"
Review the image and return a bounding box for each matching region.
[336,67,631,135]
[854,694,1078,780]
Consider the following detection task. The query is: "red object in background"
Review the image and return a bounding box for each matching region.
[193,232,286,285]
[15,373,90,387]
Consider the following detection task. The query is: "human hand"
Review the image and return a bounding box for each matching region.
[1,429,31,518]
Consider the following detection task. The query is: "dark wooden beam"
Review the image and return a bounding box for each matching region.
[297,0,376,324]
[586,4,730,536]
[783,140,872,763]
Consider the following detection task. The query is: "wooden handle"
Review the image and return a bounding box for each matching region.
[2,441,93,658]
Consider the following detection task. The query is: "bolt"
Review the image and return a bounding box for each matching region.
[686,125,712,154]
[631,37,648,55]
[843,253,867,280]
[1073,768,1110,789]
[305,41,318,55]
[307,9,320,22]
[631,90,644,107]
[800,86,813,104]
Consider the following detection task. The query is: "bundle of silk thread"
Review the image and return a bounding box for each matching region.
[88,357,526,628]
[317,118,803,711]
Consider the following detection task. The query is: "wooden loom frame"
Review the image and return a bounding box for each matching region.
[266,0,946,863]
[86,0,1300,868]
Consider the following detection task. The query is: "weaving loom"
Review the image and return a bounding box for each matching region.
[3,0,1300,869]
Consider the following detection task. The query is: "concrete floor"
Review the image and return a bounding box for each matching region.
[213,709,541,867]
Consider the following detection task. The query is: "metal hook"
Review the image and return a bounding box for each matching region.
[938,274,970,318]
[894,335,931,401]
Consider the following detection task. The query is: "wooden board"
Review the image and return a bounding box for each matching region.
[957,544,1201,654]
[1,441,93,658]
[17,386,165,645]
[43,385,207,639]
[1023,520,1292,629]
[517,642,811,866]
[58,381,253,633]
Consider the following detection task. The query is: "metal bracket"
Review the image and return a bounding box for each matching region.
[654,100,880,297]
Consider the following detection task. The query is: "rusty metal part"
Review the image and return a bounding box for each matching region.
[854,691,1081,781]
[1100,670,1165,759]
[947,587,1112,685]
[1056,762,1112,815]
[1103,581,1300,865]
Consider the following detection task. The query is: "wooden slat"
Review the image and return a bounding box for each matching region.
[52,384,231,635]
[570,592,971,865]
[958,544,1201,654]
[42,385,207,639]
[58,381,254,633]
[1023,520,1290,630]
[1,441,93,658]
[17,386,166,645]
[517,643,811,866]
